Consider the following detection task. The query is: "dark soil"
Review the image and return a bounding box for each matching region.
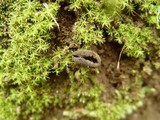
[50,3,77,51]
[48,4,160,120]
[95,42,138,102]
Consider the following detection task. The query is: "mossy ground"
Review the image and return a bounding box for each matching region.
[40,1,160,120]
[0,0,160,120]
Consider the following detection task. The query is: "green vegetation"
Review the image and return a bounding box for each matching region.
[110,23,153,58]
[0,0,159,120]
[0,0,60,119]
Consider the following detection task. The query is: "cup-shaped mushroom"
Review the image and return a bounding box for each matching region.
[72,50,101,67]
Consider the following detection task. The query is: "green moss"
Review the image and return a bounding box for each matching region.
[0,0,159,120]
[0,0,60,119]
[73,18,105,48]
[63,74,155,120]
[111,23,153,58]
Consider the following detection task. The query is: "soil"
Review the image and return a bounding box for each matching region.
[47,3,160,120]
[125,92,160,120]
[96,42,160,120]
[96,42,138,101]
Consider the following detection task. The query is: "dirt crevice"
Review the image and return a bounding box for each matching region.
[50,4,77,50]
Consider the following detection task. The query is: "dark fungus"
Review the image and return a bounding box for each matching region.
[72,49,101,67]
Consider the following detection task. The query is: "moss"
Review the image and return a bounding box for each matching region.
[0,0,60,119]
[110,23,154,58]
[0,0,159,120]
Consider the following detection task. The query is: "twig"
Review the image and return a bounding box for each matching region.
[43,3,60,31]
[117,45,125,70]
[157,6,160,28]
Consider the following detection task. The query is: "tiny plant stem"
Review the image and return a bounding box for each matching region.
[157,6,160,28]
[117,45,125,70]
[43,3,60,31]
